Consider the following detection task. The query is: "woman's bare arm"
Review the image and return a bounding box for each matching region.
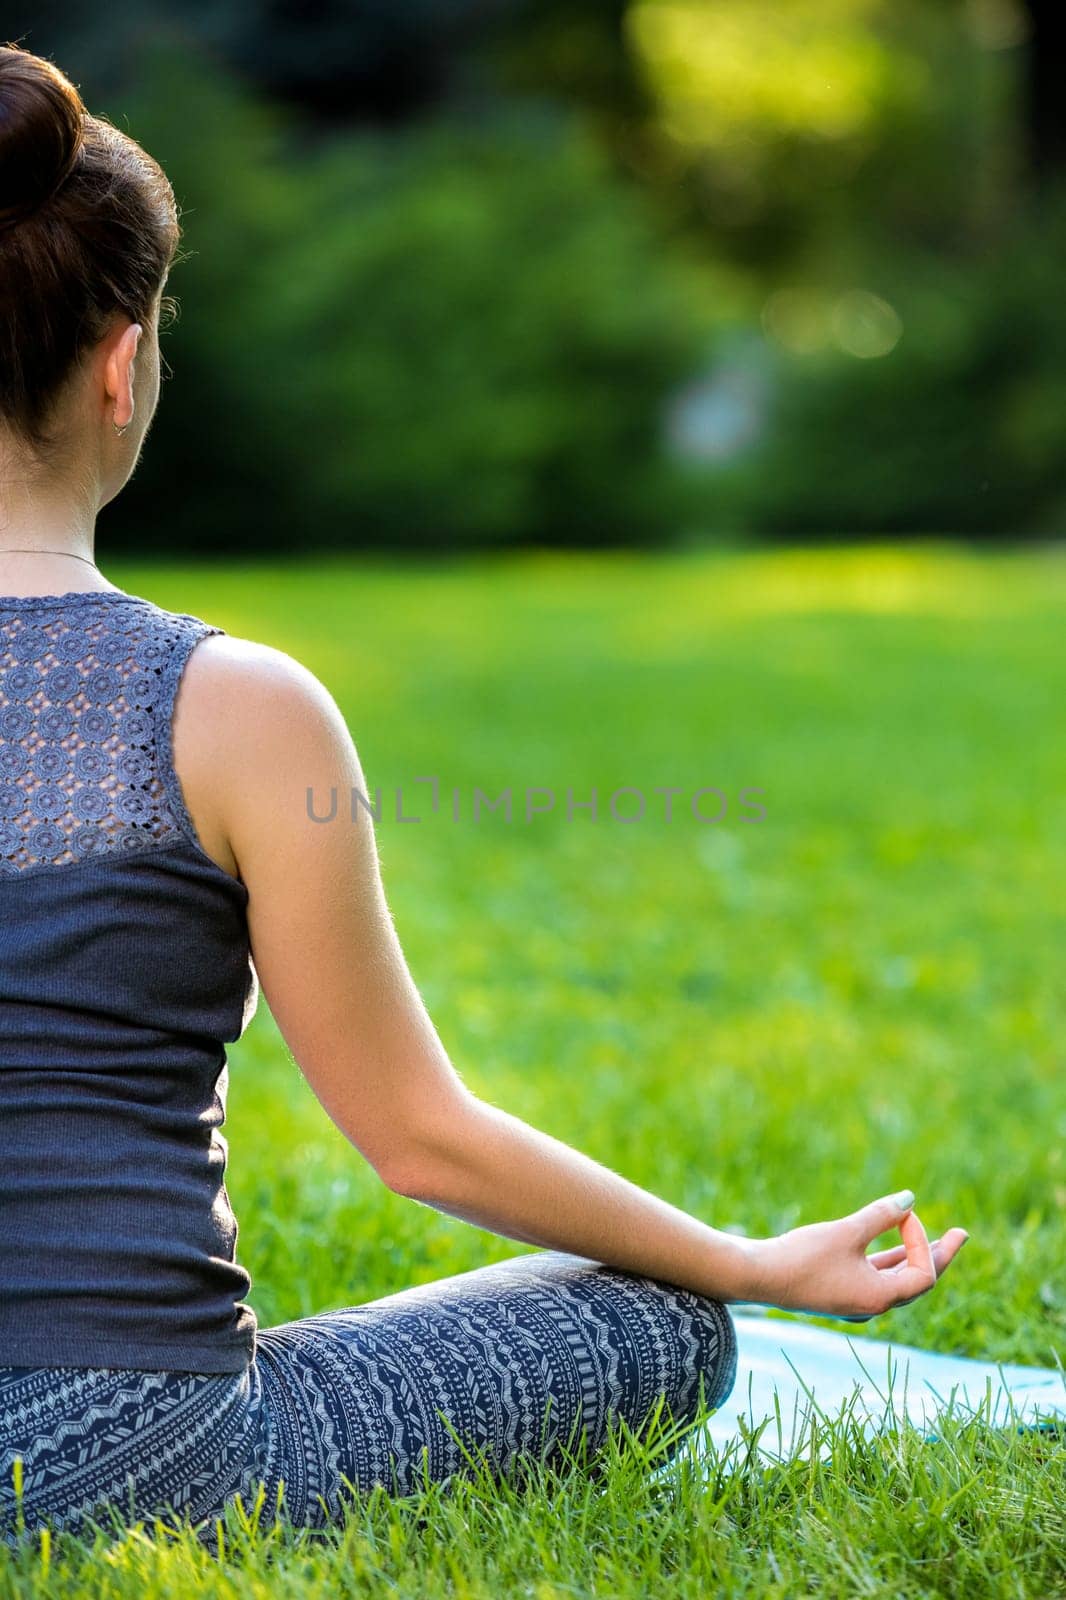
[175,636,969,1318]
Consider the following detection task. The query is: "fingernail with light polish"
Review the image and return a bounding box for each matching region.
[892,1189,916,1212]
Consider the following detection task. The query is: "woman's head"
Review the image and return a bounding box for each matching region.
[0,42,179,490]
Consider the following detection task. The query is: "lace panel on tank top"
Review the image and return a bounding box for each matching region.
[0,599,218,876]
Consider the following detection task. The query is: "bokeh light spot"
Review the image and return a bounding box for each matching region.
[831,289,903,358]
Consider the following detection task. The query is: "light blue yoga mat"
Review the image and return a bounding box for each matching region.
[691,1310,1065,1466]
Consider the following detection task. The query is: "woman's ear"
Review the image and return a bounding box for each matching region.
[104,320,143,432]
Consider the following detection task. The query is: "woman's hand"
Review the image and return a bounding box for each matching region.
[743,1191,970,1321]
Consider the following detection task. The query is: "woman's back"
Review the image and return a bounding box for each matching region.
[0,588,258,1372]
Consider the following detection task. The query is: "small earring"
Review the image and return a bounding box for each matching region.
[113,420,130,437]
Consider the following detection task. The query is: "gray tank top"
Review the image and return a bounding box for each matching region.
[0,588,259,1372]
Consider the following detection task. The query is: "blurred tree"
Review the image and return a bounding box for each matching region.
[97,42,711,554]
[692,189,1066,538]
[481,1,653,151]
[7,0,1065,545]
[5,0,522,123]
[199,0,520,124]
[619,0,1028,269]
[1018,0,1066,176]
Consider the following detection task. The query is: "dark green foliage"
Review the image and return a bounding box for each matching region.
[7,4,1066,548]
[101,44,708,554]
[697,193,1066,538]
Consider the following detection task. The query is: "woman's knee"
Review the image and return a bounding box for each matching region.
[684,1292,739,1416]
[502,1251,740,1426]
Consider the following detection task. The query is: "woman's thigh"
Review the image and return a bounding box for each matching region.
[253,1249,738,1525]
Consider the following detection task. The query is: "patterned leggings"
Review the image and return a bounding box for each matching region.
[0,1251,738,1547]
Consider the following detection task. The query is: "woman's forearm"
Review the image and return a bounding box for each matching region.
[389,1093,761,1304]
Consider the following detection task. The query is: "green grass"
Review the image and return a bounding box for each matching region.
[3,541,1064,1597]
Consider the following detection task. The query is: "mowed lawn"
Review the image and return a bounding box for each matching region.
[3,543,1064,1598]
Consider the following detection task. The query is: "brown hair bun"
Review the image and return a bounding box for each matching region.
[0,44,86,232]
[0,41,178,454]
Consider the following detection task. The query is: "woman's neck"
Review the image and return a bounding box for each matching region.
[0,450,106,587]
[0,546,118,599]
[0,487,112,596]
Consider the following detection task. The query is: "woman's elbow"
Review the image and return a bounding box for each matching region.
[373,1096,479,1201]
[377,1148,434,1200]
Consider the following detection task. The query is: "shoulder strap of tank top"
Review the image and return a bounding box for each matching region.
[151,611,226,855]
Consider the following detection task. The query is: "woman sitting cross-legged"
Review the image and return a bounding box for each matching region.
[0,42,969,1547]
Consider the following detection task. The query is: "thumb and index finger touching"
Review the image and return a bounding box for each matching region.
[851,1189,970,1297]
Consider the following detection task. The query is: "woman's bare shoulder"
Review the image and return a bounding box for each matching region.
[173,631,359,878]
[180,631,352,750]
[184,631,334,707]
